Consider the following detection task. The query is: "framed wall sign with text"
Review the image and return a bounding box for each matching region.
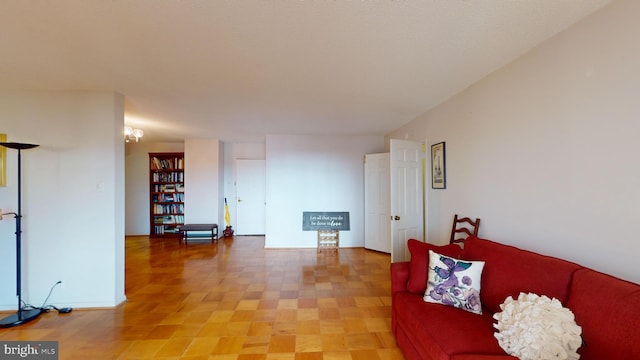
[431,141,446,189]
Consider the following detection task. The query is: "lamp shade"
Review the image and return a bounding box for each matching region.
[0,142,39,150]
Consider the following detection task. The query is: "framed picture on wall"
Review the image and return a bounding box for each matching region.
[431,141,446,189]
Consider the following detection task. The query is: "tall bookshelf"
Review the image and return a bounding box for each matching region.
[149,152,185,237]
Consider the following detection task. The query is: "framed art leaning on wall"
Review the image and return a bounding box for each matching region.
[431,141,446,189]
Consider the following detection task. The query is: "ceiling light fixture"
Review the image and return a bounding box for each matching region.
[124,126,144,143]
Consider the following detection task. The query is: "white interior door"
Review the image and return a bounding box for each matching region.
[236,159,266,235]
[390,139,424,263]
[364,153,391,253]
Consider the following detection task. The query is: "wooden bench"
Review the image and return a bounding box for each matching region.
[178,224,218,243]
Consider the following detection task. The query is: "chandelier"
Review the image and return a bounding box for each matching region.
[124,126,144,143]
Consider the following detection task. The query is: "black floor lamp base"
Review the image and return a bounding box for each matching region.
[0,308,42,328]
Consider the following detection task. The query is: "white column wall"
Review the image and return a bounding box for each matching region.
[0,90,125,309]
[184,139,224,226]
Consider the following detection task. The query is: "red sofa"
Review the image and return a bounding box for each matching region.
[391,236,640,360]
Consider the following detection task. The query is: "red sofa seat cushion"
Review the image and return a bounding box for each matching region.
[407,239,463,294]
[452,356,516,360]
[566,268,640,359]
[461,237,582,314]
[394,292,506,360]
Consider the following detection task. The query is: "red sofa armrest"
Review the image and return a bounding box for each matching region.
[391,261,410,295]
[391,261,410,336]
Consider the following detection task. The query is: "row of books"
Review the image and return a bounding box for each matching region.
[154,225,181,235]
[153,215,185,224]
[152,172,184,183]
[151,157,184,170]
[153,204,184,215]
[153,193,185,202]
[152,184,185,193]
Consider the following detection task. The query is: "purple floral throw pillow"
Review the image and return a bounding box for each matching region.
[423,250,485,315]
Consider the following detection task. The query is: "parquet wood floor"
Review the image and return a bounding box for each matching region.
[0,236,404,359]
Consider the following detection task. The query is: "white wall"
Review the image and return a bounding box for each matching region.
[265,134,384,248]
[184,139,224,225]
[0,90,125,309]
[125,141,184,236]
[387,0,639,283]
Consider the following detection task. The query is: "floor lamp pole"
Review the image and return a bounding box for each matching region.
[0,142,41,328]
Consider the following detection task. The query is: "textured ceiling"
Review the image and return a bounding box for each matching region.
[0,0,612,142]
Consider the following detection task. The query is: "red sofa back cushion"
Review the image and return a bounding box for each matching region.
[566,268,640,359]
[461,236,581,314]
[406,239,463,294]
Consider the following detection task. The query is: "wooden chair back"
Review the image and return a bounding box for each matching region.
[449,214,480,245]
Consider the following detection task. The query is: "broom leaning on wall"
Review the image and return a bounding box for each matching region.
[223,198,234,237]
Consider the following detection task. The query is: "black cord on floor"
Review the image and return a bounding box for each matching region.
[20,281,72,314]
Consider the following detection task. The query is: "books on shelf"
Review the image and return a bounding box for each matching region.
[153,203,185,215]
[153,225,181,235]
[151,156,184,170]
[153,214,184,224]
[158,193,184,202]
[150,152,185,237]
[152,172,184,183]
[152,184,185,193]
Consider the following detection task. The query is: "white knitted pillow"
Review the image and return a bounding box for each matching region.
[493,292,582,360]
